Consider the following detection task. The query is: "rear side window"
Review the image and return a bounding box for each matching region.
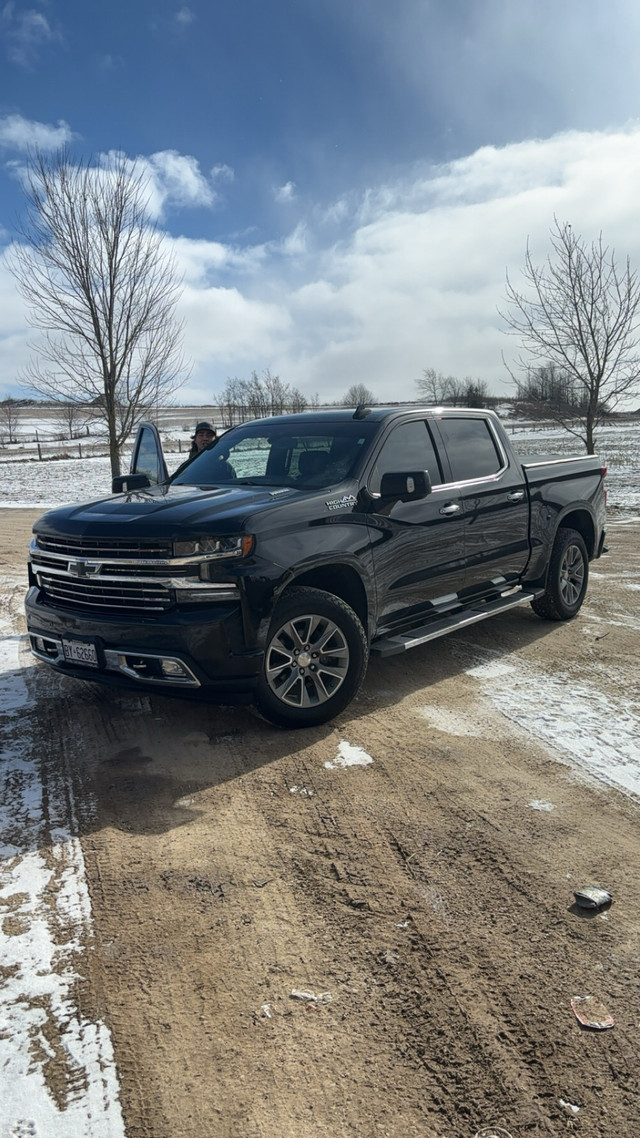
[370,420,442,492]
[437,417,504,482]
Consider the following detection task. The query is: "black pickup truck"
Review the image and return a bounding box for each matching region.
[26,406,606,728]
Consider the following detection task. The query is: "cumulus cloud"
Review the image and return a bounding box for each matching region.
[1,3,63,66]
[5,125,640,404]
[147,150,216,212]
[0,113,74,152]
[178,124,640,402]
[98,149,217,219]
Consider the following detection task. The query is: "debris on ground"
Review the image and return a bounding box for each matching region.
[570,995,614,1029]
[559,1099,580,1114]
[573,885,612,909]
[290,989,332,1005]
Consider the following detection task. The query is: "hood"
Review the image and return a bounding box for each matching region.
[32,481,342,540]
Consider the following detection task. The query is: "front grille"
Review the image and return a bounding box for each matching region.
[35,535,174,559]
[37,571,173,613]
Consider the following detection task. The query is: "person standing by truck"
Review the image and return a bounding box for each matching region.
[173,421,217,477]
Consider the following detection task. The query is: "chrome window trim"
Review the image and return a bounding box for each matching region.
[434,415,511,489]
[521,456,594,469]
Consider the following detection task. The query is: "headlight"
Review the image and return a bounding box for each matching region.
[173,535,254,559]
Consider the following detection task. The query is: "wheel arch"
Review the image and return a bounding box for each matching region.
[556,507,596,558]
[279,563,369,637]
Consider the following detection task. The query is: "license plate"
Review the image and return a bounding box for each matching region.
[62,638,98,668]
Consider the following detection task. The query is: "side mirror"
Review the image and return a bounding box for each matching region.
[112,473,151,493]
[379,470,432,502]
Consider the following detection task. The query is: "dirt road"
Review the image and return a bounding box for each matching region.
[2,508,640,1138]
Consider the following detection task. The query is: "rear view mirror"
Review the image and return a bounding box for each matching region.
[112,473,151,493]
[379,470,432,502]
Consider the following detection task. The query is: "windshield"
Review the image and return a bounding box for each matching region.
[171,420,377,489]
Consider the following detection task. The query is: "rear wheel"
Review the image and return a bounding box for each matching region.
[256,586,369,728]
[531,527,589,621]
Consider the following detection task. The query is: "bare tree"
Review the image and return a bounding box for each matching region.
[217,370,308,423]
[501,218,640,453]
[417,368,454,403]
[53,400,93,440]
[8,149,188,476]
[417,368,490,407]
[341,383,376,407]
[289,387,308,413]
[0,398,20,444]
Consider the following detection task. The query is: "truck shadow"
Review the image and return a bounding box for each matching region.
[10,606,581,843]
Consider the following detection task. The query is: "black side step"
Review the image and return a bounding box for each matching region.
[371,589,541,657]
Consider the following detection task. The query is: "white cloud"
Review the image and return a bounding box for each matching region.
[0,113,74,152]
[1,3,62,67]
[275,181,296,203]
[98,149,217,219]
[5,125,640,405]
[211,163,234,183]
[147,150,216,212]
[175,6,195,25]
[179,284,291,377]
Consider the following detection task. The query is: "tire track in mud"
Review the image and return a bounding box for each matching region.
[270,692,640,1135]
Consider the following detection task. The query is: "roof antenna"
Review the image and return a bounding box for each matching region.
[353,404,371,420]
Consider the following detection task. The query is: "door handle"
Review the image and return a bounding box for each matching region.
[507,490,525,502]
[439,503,461,516]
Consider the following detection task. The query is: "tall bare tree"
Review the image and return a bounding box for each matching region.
[501,218,640,453]
[8,149,188,476]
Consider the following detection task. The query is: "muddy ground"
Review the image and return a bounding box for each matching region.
[2,508,640,1138]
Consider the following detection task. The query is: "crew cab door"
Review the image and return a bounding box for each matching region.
[129,421,169,485]
[431,414,530,598]
[366,418,466,630]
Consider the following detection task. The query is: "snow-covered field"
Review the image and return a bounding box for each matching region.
[1,418,639,512]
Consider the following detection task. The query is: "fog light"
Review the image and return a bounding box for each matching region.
[160,658,188,678]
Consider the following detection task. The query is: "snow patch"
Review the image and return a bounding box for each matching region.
[456,644,640,798]
[325,740,373,770]
[0,623,126,1136]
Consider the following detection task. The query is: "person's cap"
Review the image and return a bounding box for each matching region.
[194,421,215,434]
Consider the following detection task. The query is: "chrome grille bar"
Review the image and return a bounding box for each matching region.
[37,572,172,612]
[35,535,174,558]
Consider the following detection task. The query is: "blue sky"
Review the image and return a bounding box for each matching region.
[2,0,640,405]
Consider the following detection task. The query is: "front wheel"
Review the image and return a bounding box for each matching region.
[256,586,369,728]
[531,527,589,621]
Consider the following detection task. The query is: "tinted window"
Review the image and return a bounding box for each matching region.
[132,426,164,485]
[370,420,442,492]
[172,420,377,488]
[437,418,503,482]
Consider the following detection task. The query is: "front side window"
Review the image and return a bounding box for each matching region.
[369,420,442,493]
[437,418,504,482]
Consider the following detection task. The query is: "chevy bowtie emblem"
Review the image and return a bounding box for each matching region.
[68,560,100,576]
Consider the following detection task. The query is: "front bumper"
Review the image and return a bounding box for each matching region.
[25,587,262,702]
